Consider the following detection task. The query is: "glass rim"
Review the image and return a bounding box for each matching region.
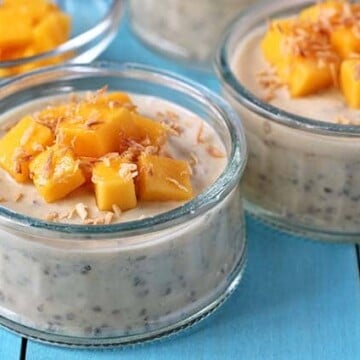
[0,62,247,239]
[214,0,360,137]
[0,0,124,68]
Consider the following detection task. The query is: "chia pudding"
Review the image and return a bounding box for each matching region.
[129,0,255,65]
[0,64,247,345]
[215,0,360,240]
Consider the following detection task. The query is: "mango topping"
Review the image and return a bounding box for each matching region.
[29,146,85,203]
[0,0,71,77]
[92,157,137,211]
[0,116,54,182]
[137,154,193,201]
[260,0,360,107]
[0,90,197,216]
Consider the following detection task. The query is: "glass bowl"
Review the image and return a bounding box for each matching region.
[0,0,123,78]
[0,62,247,347]
[215,0,360,242]
[128,0,256,68]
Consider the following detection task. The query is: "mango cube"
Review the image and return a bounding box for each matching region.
[288,58,338,97]
[92,158,137,211]
[57,106,132,158]
[340,59,360,108]
[29,146,85,203]
[260,20,294,68]
[32,12,71,53]
[330,26,360,59]
[118,113,167,152]
[0,116,54,182]
[132,113,167,146]
[137,154,193,201]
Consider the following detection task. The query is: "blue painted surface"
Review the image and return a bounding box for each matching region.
[2,12,360,360]
[0,329,21,360]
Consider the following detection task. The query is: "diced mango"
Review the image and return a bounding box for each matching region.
[132,113,167,146]
[288,57,338,97]
[117,112,167,152]
[0,11,32,49]
[137,154,193,201]
[0,0,71,76]
[340,59,360,108]
[299,1,342,22]
[57,106,132,158]
[260,20,294,68]
[0,116,54,182]
[330,26,360,59]
[92,158,137,211]
[32,12,71,53]
[29,146,85,203]
[3,0,56,26]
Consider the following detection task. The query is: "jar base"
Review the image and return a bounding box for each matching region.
[245,200,360,243]
[0,246,246,348]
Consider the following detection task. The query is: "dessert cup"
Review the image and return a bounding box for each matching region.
[0,62,247,346]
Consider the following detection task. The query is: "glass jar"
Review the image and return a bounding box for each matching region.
[0,62,247,346]
[0,0,123,78]
[215,0,360,242]
[129,0,255,66]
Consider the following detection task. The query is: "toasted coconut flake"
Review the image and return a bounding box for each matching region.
[189,152,198,166]
[206,145,226,158]
[196,123,206,144]
[43,150,54,179]
[85,119,103,128]
[44,211,59,221]
[12,147,31,174]
[75,203,88,221]
[166,177,189,192]
[66,207,76,219]
[112,204,122,217]
[122,102,137,111]
[104,212,114,224]
[118,163,138,179]
[143,146,159,155]
[14,193,24,202]
[20,124,35,146]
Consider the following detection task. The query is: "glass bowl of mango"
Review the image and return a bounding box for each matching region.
[0,0,123,78]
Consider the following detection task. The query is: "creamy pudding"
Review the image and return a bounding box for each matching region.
[216,0,360,240]
[0,63,247,346]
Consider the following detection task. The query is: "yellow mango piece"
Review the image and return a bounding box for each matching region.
[288,58,338,97]
[117,112,167,152]
[331,26,360,59]
[3,0,56,26]
[0,11,32,49]
[132,113,167,146]
[340,59,360,108]
[299,1,342,22]
[0,116,54,183]
[137,154,193,201]
[92,158,137,211]
[29,146,85,203]
[57,106,132,158]
[33,12,71,53]
[260,20,294,68]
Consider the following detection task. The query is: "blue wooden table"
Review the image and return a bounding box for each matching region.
[2,14,360,360]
